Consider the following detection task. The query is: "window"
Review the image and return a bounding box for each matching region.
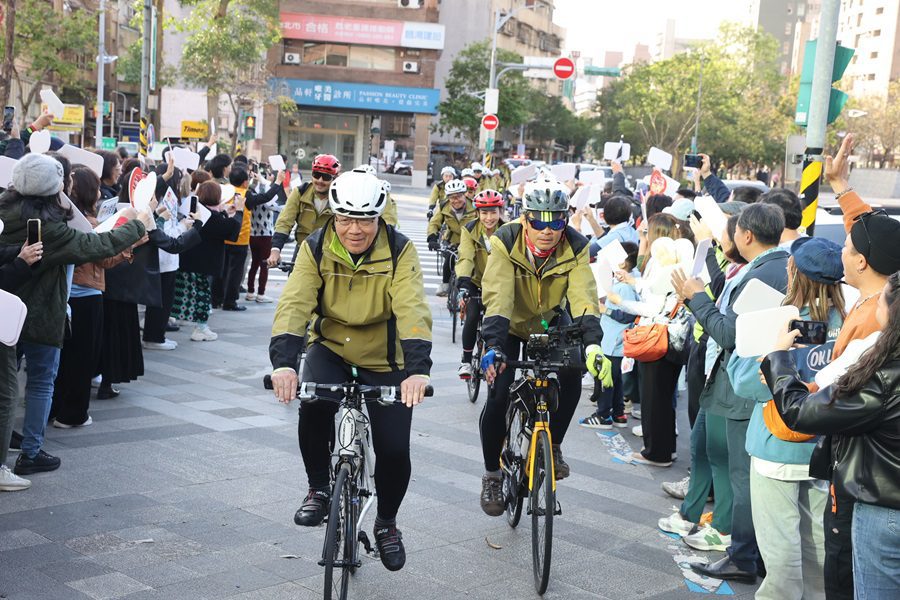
[325,44,349,67]
[873,29,882,37]
[871,51,879,58]
[857,13,863,26]
[785,22,793,36]
[349,46,395,70]
[867,73,876,80]
[876,7,884,14]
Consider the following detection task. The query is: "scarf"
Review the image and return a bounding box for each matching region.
[524,230,562,259]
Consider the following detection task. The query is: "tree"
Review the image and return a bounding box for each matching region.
[116,2,176,89]
[852,81,900,168]
[175,0,293,153]
[526,93,597,160]
[595,23,792,175]
[435,41,534,151]
[0,0,15,108]
[0,0,95,116]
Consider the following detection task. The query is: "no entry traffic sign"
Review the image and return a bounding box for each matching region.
[482,114,499,131]
[553,57,576,80]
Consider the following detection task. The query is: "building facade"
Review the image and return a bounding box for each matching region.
[263,0,444,186]
[833,0,900,98]
[747,0,816,75]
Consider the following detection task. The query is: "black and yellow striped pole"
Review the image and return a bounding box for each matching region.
[139,118,148,157]
[799,151,822,235]
[483,152,493,171]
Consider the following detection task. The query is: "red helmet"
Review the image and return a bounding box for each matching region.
[463,177,478,190]
[312,154,341,176]
[474,189,504,209]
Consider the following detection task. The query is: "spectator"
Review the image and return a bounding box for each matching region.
[213,165,255,310]
[172,180,243,341]
[96,150,122,200]
[761,189,804,250]
[763,271,900,600]
[0,153,149,475]
[246,169,286,304]
[587,196,639,254]
[206,153,233,183]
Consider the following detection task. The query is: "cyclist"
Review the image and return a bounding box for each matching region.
[456,189,505,379]
[463,176,479,203]
[427,179,476,297]
[428,166,457,216]
[477,178,613,516]
[269,171,432,572]
[470,162,491,192]
[267,154,339,267]
[349,164,398,226]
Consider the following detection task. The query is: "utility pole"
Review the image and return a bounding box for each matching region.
[95,0,106,145]
[691,57,704,154]
[0,0,16,108]
[139,0,152,118]
[800,0,840,234]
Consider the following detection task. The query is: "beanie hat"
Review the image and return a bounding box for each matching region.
[791,236,843,284]
[11,153,64,197]
[850,211,900,276]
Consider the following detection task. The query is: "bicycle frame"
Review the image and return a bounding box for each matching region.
[333,403,377,544]
[525,402,555,493]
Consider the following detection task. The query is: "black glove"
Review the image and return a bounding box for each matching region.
[426,208,435,219]
[457,277,474,294]
[427,234,439,252]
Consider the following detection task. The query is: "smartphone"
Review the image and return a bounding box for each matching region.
[789,319,827,345]
[26,218,41,245]
[683,154,703,169]
[2,106,14,133]
[189,195,198,214]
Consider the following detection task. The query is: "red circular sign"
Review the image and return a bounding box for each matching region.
[553,57,576,80]
[481,114,499,131]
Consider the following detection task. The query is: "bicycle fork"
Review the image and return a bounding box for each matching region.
[526,419,556,493]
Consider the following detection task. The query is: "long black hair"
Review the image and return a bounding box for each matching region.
[834,272,900,398]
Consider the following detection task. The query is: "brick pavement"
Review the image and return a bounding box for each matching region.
[0,192,760,599]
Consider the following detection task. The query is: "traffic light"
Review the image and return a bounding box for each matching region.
[795,40,855,127]
[242,113,256,140]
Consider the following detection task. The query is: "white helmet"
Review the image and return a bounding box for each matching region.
[440,166,456,177]
[445,179,467,195]
[471,162,484,172]
[522,178,570,213]
[329,172,387,218]
[461,168,475,178]
[381,179,392,194]
[352,164,377,176]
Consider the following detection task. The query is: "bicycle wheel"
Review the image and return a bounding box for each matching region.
[502,406,525,528]
[323,464,353,600]
[531,429,554,594]
[451,305,458,344]
[467,334,482,403]
[435,249,442,277]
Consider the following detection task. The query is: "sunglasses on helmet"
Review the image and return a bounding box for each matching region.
[312,171,334,182]
[528,218,567,231]
[853,208,888,257]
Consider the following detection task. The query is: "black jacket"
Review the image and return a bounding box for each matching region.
[178,210,243,276]
[763,351,900,510]
[0,244,31,292]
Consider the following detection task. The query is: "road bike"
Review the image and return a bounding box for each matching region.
[264,373,433,600]
[438,241,461,344]
[458,292,484,403]
[496,323,584,595]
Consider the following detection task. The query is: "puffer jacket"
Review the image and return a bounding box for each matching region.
[762,351,900,509]
[427,198,477,245]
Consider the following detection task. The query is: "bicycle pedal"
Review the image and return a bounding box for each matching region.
[358,531,375,555]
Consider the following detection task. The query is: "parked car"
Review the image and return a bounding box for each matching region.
[721,179,770,193]
[391,159,414,175]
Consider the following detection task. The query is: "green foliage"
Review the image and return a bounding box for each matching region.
[0,0,96,114]
[435,41,534,148]
[527,93,597,158]
[596,23,793,172]
[849,80,900,167]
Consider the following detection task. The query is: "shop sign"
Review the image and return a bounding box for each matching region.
[276,79,440,115]
[280,13,444,50]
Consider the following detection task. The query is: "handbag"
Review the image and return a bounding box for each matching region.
[623,301,683,363]
[0,289,27,346]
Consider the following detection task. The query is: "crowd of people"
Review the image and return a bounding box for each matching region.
[2,104,899,597]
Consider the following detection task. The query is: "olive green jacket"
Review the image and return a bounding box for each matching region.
[426,198,477,245]
[270,222,432,375]
[456,220,497,290]
[271,183,331,250]
[482,221,602,348]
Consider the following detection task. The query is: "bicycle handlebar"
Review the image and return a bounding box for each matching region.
[263,375,434,401]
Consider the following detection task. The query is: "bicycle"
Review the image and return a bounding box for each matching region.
[458,292,484,403]
[264,373,433,600]
[439,241,460,344]
[494,323,585,595]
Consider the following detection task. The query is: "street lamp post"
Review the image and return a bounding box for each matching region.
[95,0,106,145]
[691,56,705,154]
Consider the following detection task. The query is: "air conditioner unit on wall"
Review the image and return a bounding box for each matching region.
[284,52,301,65]
[402,61,420,73]
[398,0,423,8]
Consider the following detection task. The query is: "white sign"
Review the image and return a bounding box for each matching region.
[598,239,628,269]
[171,147,200,171]
[550,163,577,183]
[39,88,65,118]
[735,305,800,358]
[571,185,591,210]
[132,172,157,213]
[29,130,52,154]
[695,195,729,242]
[268,154,286,172]
[691,238,712,278]
[59,192,93,233]
[94,209,131,234]
[579,170,606,185]
[647,147,673,171]
[0,156,17,189]
[58,144,104,178]
[148,142,167,161]
[96,198,119,223]
[510,164,536,185]
[591,258,614,296]
[603,142,631,162]
[733,279,786,315]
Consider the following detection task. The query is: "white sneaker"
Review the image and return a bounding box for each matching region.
[0,465,31,491]
[91,375,101,388]
[191,325,218,342]
[632,425,643,437]
[52,416,93,429]
[682,525,731,552]
[662,476,691,500]
[658,511,695,536]
[631,407,642,419]
[435,283,449,297]
[255,294,273,303]
[245,293,257,301]
[458,362,473,379]
[581,372,594,387]
[142,340,177,351]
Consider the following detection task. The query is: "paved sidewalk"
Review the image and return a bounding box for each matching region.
[0,194,759,599]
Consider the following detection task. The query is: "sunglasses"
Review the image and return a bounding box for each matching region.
[312,171,334,182]
[528,218,567,231]
[853,209,888,256]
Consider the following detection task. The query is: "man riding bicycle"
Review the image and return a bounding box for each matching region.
[428,165,457,216]
[456,189,505,379]
[478,178,613,516]
[427,179,476,297]
[267,154,340,267]
[269,170,432,572]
